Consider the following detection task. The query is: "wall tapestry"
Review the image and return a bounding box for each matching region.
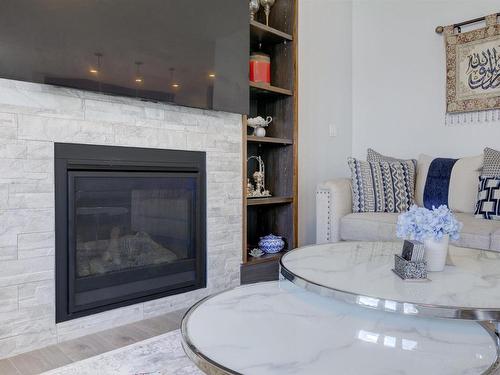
[443,13,500,124]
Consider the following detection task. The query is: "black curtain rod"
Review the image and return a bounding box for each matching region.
[435,12,499,34]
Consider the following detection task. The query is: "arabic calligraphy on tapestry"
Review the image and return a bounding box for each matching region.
[457,37,500,100]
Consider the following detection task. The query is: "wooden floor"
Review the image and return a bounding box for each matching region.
[0,262,278,375]
[0,308,188,375]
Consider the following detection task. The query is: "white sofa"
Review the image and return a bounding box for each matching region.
[316,178,500,251]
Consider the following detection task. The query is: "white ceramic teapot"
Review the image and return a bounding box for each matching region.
[247,116,273,137]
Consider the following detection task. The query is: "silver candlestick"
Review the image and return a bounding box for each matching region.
[259,0,275,26]
[249,0,260,21]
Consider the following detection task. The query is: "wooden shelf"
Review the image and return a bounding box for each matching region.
[250,20,293,46]
[247,135,293,145]
[249,81,293,96]
[245,251,286,265]
[242,0,297,280]
[247,196,293,206]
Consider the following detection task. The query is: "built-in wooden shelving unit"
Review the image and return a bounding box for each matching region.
[241,0,298,284]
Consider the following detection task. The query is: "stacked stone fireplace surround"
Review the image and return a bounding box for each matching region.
[0,78,242,359]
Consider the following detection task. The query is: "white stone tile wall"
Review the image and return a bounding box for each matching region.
[0,79,242,358]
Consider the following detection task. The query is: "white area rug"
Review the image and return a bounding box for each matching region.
[41,330,202,375]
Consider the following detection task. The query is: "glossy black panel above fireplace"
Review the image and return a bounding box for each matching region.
[55,143,206,322]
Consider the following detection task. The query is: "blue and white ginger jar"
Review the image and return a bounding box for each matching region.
[258,234,285,254]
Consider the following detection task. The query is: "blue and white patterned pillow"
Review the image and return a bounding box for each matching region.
[475,176,500,220]
[415,154,482,213]
[483,147,500,178]
[348,157,415,213]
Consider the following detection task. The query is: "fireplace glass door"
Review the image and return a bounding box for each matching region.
[67,171,201,313]
[73,173,195,275]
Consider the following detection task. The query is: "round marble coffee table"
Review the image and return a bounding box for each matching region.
[181,281,498,375]
[280,241,500,321]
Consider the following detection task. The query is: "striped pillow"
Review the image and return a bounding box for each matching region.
[348,157,415,213]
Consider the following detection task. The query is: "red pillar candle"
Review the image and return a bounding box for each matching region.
[249,52,271,85]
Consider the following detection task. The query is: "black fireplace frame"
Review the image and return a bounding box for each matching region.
[55,143,206,323]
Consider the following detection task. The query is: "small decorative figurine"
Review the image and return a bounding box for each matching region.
[247,116,273,137]
[249,248,264,258]
[247,178,255,196]
[247,156,271,198]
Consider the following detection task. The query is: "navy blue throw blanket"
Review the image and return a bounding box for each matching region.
[423,158,458,209]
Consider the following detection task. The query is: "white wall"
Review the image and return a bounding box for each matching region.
[299,0,500,245]
[298,0,353,246]
[352,0,500,159]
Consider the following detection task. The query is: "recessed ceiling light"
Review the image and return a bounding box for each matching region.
[208,73,216,78]
[90,53,102,75]
[134,61,143,84]
[172,83,180,88]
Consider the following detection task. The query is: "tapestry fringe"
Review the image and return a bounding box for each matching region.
[445,109,500,125]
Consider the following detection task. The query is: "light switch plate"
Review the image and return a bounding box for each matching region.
[329,124,337,137]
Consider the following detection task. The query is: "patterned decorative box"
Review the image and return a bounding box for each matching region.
[393,254,427,280]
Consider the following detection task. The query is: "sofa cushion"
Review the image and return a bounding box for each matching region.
[454,213,500,250]
[423,157,458,209]
[482,147,500,177]
[490,229,500,251]
[340,212,500,251]
[366,148,417,168]
[415,154,482,213]
[449,156,483,213]
[348,158,415,213]
[340,212,399,242]
[474,176,500,220]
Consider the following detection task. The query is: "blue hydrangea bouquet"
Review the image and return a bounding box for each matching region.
[396,205,462,271]
[396,205,462,242]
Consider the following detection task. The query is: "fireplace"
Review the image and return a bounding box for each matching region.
[55,143,206,322]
